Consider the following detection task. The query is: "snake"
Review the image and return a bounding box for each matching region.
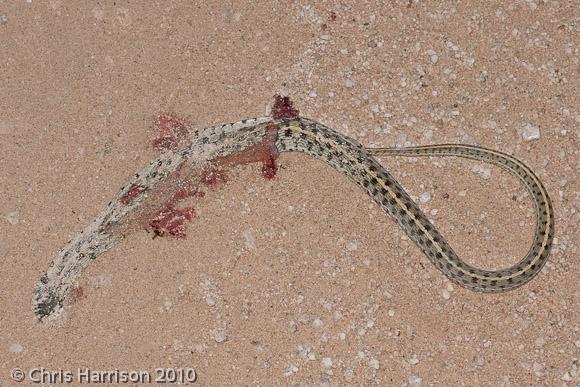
[32,101,554,321]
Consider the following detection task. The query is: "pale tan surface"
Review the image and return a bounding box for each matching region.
[1,1,579,386]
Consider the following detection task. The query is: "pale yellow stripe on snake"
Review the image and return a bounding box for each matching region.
[276,118,554,291]
[368,145,553,278]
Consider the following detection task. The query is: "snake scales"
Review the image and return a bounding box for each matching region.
[32,106,553,321]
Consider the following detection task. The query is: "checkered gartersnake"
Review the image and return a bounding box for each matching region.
[33,115,553,320]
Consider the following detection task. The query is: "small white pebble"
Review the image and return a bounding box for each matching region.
[426,49,438,64]
[408,355,420,365]
[345,79,355,88]
[308,90,317,98]
[346,241,358,251]
[340,48,348,55]
[521,123,541,141]
[299,345,316,361]
[312,318,323,328]
[345,368,354,381]
[321,357,333,368]
[419,192,432,203]
[388,309,395,317]
[242,229,256,249]
[4,211,18,225]
[369,358,380,369]
[408,374,422,387]
[441,289,451,300]
[320,34,331,41]
[471,165,491,179]
[210,328,228,343]
[574,339,580,348]
[284,364,299,377]
[458,190,467,197]
[9,344,23,353]
[532,361,544,376]
[561,371,573,382]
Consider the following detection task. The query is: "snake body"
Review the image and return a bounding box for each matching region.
[33,115,554,320]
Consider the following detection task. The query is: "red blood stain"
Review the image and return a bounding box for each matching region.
[145,181,203,239]
[68,286,85,305]
[199,163,229,189]
[261,154,278,179]
[173,181,205,200]
[271,95,299,119]
[329,11,337,22]
[147,206,196,239]
[152,113,190,151]
[206,123,280,180]
[142,118,281,239]
[120,184,146,205]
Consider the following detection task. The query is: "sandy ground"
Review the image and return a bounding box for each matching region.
[1,1,578,386]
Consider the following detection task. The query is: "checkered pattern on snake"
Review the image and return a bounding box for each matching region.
[33,116,554,320]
